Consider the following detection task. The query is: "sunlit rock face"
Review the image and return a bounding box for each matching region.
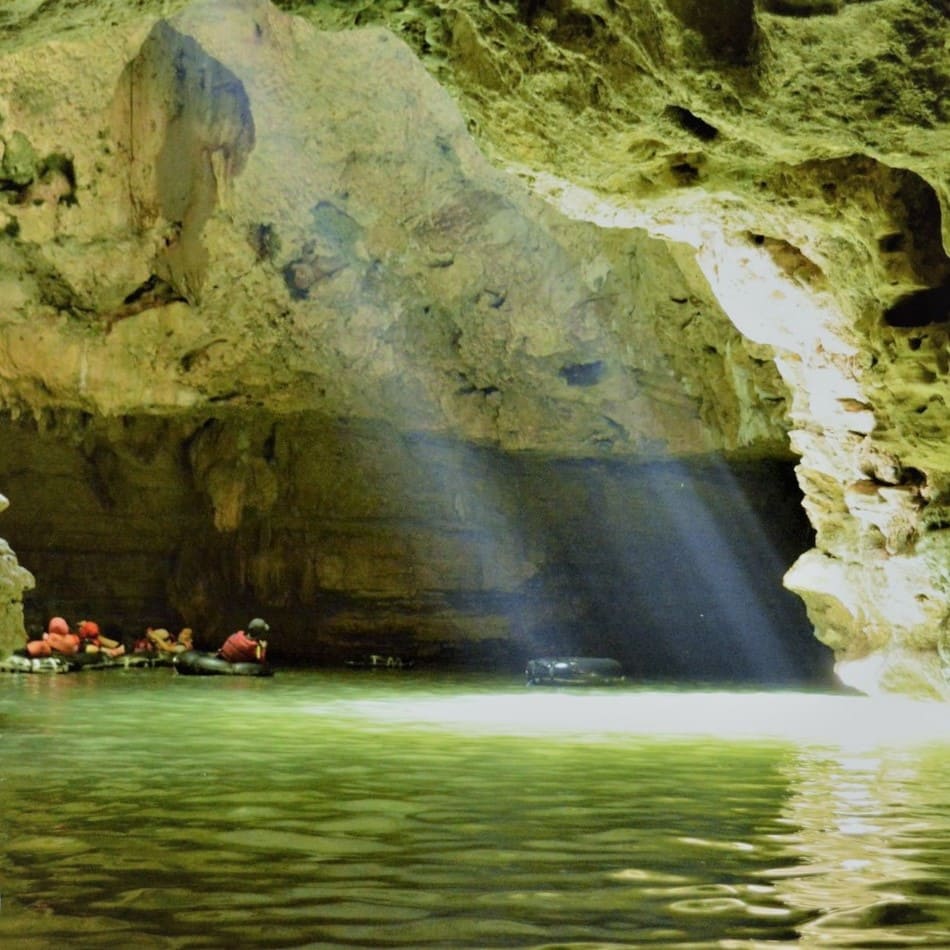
[0,0,945,696]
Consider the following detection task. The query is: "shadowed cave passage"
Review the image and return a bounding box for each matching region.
[510,453,829,684]
[0,410,831,684]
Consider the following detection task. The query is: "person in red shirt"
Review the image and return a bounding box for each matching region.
[217,618,269,664]
[25,616,80,657]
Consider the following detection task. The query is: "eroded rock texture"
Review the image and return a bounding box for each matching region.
[0,0,946,695]
[0,492,34,651]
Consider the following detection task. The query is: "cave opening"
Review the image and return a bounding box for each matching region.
[883,282,950,329]
[0,406,830,686]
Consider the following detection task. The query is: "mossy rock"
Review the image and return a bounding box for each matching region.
[1,131,38,186]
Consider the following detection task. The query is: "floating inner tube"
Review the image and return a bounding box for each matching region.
[525,656,624,686]
[0,652,145,673]
[344,654,414,669]
[125,652,176,668]
[69,652,128,670]
[0,653,74,674]
[173,649,273,677]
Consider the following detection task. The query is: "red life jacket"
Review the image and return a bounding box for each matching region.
[217,630,266,664]
[42,616,80,654]
[78,620,101,646]
[46,631,80,655]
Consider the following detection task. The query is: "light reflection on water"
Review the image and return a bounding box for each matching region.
[0,671,947,948]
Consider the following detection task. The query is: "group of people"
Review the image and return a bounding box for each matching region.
[22,616,271,666]
[25,617,126,659]
[132,626,194,655]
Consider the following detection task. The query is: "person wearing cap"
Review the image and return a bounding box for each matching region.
[216,618,270,664]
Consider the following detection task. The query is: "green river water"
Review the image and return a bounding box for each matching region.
[0,669,947,948]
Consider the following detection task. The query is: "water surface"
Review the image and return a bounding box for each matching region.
[1,670,948,948]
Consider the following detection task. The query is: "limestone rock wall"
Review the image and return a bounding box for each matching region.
[0,0,946,695]
[0,0,780,453]
[0,492,34,657]
[281,0,949,697]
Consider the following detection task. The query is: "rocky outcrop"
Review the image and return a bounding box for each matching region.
[0,494,34,657]
[299,0,949,698]
[0,0,946,695]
